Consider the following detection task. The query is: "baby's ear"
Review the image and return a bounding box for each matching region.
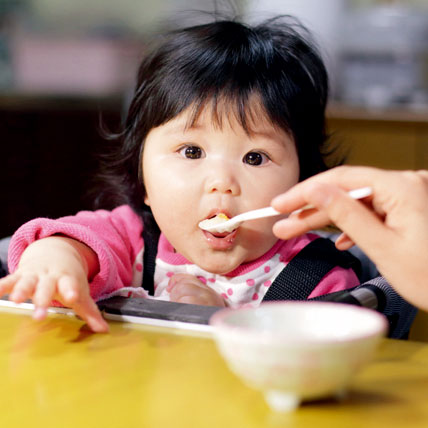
[144,195,150,206]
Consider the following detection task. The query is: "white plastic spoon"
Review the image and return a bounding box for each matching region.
[199,186,373,234]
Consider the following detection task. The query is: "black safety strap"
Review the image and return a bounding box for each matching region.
[141,227,159,296]
[263,237,362,301]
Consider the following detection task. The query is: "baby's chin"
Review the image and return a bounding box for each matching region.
[189,255,243,276]
[193,250,266,276]
[196,262,237,276]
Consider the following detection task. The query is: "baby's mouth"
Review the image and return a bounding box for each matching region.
[199,212,235,233]
[210,230,232,238]
[200,213,237,249]
[203,228,237,248]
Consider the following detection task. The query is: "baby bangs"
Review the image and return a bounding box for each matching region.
[102,17,330,214]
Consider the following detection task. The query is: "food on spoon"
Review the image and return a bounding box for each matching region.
[199,213,230,232]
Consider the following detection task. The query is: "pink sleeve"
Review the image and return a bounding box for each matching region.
[7,205,144,300]
[307,267,360,299]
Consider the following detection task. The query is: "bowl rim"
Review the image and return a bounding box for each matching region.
[209,301,389,345]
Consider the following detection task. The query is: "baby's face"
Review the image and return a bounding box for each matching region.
[142,103,299,275]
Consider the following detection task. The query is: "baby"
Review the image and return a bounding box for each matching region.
[2,17,361,332]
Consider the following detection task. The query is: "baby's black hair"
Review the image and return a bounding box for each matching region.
[94,16,333,220]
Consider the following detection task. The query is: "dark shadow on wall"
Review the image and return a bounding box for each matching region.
[1,95,122,238]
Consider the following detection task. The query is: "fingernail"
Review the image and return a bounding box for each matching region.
[33,307,47,320]
[94,321,109,333]
[66,291,76,301]
[10,291,22,302]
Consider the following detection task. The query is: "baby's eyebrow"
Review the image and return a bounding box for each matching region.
[163,122,204,136]
[249,129,278,140]
[248,129,291,145]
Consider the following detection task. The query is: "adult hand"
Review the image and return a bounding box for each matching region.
[167,273,226,307]
[271,166,428,311]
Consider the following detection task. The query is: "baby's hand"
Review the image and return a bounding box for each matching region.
[167,274,226,307]
[0,236,109,332]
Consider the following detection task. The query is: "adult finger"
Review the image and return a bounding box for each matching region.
[273,209,332,240]
[272,165,393,214]
[299,182,396,261]
[334,233,356,251]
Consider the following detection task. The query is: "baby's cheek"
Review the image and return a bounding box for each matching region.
[241,222,277,258]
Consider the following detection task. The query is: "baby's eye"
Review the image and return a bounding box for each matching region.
[179,145,204,159]
[243,151,269,166]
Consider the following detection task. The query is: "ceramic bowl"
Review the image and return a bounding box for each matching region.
[210,301,387,412]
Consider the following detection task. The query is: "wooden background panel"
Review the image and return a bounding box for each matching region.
[327,118,423,170]
[414,124,428,170]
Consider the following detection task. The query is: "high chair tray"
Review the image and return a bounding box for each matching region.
[0,296,220,333]
[98,296,221,326]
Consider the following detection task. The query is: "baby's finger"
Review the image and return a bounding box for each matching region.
[169,282,208,304]
[169,282,186,299]
[169,283,197,304]
[0,273,20,297]
[167,273,203,292]
[32,275,56,320]
[8,275,37,303]
[57,275,80,305]
[72,295,109,333]
[175,295,201,305]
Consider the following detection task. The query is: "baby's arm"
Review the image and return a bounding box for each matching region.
[167,273,226,307]
[0,236,109,332]
[4,205,145,331]
[8,205,144,298]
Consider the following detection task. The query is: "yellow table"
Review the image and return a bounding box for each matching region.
[1,308,428,428]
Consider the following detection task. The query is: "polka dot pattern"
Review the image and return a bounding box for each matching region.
[152,239,299,308]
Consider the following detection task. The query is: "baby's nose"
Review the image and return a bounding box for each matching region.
[204,166,240,195]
